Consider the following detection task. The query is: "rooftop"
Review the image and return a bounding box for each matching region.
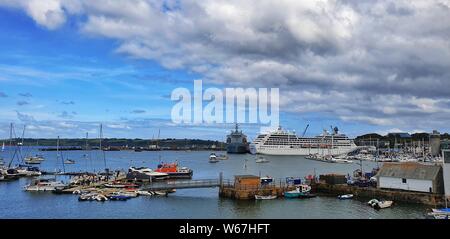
[377,162,442,181]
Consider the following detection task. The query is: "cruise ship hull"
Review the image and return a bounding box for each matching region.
[252,145,358,156]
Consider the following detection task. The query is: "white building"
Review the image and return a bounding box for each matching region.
[443,150,450,202]
[377,162,444,194]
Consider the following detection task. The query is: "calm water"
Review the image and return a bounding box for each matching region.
[0,148,429,219]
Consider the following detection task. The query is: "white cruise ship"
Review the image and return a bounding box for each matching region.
[250,126,358,156]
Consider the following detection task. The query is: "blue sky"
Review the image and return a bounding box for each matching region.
[1,1,449,140]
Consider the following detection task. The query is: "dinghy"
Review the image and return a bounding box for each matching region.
[368,199,393,209]
[255,195,277,200]
[338,194,354,200]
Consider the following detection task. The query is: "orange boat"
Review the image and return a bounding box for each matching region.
[154,162,193,179]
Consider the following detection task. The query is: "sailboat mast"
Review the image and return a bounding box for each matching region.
[100,124,107,171]
[8,123,13,168]
[57,136,65,173]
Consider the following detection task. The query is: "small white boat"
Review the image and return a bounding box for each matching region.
[24,156,43,164]
[338,194,354,200]
[368,199,393,209]
[24,179,66,192]
[217,154,229,160]
[64,159,75,164]
[113,191,138,198]
[154,191,168,196]
[16,166,41,176]
[255,156,269,163]
[209,153,219,163]
[255,195,277,200]
[136,190,154,196]
[94,194,108,201]
[129,166,169,178]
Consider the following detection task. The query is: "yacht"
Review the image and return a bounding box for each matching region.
[128,166,168,178]
[24,156,44,164]
[24,179,66,192]
[250,126,358,156]
[209,153,220,163]
[16,165,41,176]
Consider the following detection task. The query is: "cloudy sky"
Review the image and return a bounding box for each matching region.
[0,0,450,140]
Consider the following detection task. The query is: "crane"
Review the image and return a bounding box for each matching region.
[302,124,309,137]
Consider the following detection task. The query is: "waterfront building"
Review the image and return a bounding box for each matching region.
[430,130,441,157]
[376,162,444,194]
[234,175,260,188]
[443,150,450,203]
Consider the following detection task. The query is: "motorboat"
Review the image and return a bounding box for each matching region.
[16,165,41,176]
[24,179,66,192]
[136,190,154,196]
[108,191,137,200]
[255,156,269,163]
[24,155,44,164]
[64,159,75,164]
[428,208,450,219]
[368,199,393,209]
[217,154,229,160]
[255,195,277,200]
[104,182,139,188]
[109,195,132,201]
[115,191,138,198]
[155,162,193,178]
[209,153,219,163]
[154,191,169,196]
[129,166,169,178]
[2,168,20,180]
[284,184,312,198]
[338,194,354,200]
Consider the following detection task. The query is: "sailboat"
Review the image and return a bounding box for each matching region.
[1,142,4,152]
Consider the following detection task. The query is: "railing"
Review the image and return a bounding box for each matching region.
[142,179,221,190]
[141,176,313,191]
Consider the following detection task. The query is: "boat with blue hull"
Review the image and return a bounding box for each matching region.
[284,185,312,198]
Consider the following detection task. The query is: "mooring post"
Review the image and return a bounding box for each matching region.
[219,171,223,187]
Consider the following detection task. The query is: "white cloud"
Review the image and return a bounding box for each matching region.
[1,0,450,132]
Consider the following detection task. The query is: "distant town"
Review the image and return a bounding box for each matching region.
[2,130,450,153]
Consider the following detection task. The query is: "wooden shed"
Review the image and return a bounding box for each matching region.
[234,175,260,189]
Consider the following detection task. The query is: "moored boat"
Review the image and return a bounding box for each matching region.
[368,199,393,209]
[338,194,354,200]
[217,154,229,160]
[24,179,66,192]
[284,184,312,198]
[129,166,169,178]
[255,195,277,200]
[209,153,219,163]
[155,162,193,179]
[255,156,269,163]
[24,155,45,164]
[64,159,75,164]
[16,165,41,177]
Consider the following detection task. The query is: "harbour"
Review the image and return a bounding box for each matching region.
[0,148,436,219]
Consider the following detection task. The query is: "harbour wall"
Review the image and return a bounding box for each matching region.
[314,182,446,206]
